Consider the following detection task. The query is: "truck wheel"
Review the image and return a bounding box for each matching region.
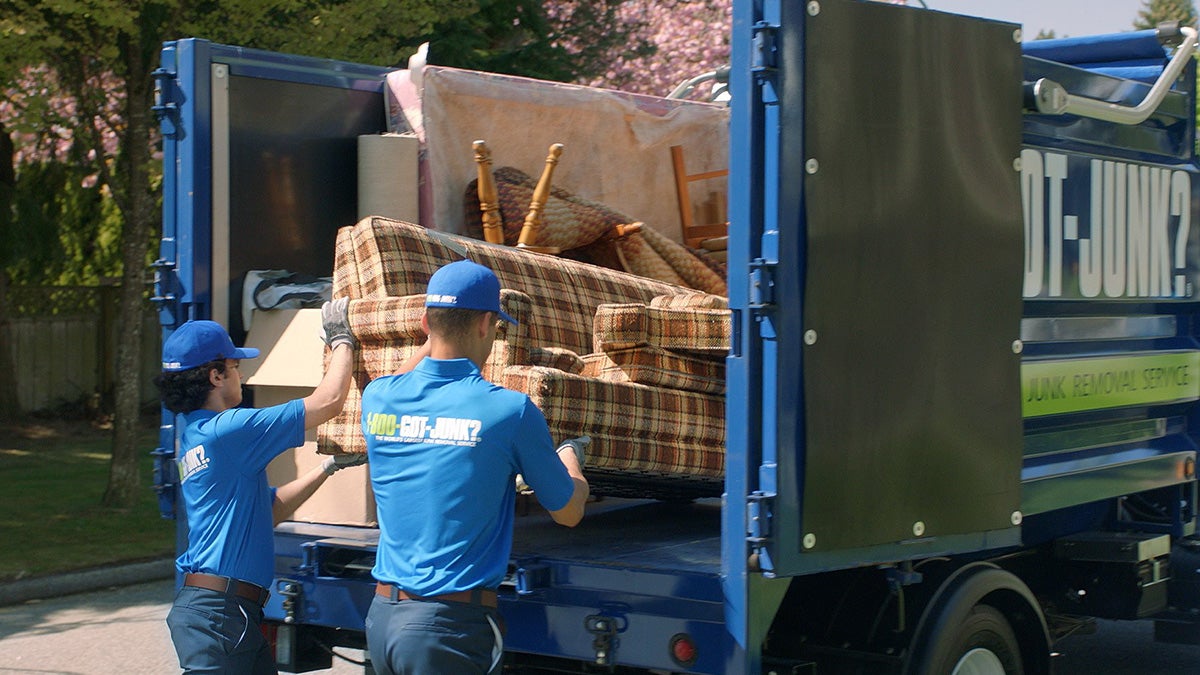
[943,604,1023,675]
[905,563,1048,675]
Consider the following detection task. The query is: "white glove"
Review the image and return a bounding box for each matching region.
[319,297,356,349]
[556,436,590,468]
[322,454,367,476]
[515,437,590,492]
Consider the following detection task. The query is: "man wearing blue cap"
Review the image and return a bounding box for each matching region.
[157,299,363,674]
[362,259,589,675]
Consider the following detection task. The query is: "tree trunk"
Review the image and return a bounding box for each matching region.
[102,48,156,509]
[0,271,17,422]
[0,123,18,421]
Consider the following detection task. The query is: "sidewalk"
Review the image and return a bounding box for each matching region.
[0,557,174,606]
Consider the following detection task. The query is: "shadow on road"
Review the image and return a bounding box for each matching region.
[0,578,173,641]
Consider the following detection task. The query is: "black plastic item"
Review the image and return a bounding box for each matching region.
[270,622,334,673]
[1059,559,1169,619]
[786,0,1025,553]
[1167,535,1200,611]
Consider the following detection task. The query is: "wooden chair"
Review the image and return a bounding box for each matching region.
[473,140,566,254]
[670,145,728,249]
[517,143,564,255]
[469,142,653,270]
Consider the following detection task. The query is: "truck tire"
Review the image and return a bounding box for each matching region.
[942,604,1023,675]
[905,563,1049,675]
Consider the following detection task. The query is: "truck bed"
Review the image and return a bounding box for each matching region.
[511,497,723,574]
[274,497,723,578]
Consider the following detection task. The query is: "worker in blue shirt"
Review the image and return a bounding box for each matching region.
[157,300,362,675]
[363,259,589,675]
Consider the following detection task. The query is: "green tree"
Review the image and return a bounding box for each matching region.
[1134,0,1198,28]
[0,0,477,508]
[0,58,128,289]
[1,0,655,508]
[182,1,472,66]
[423,0,653,83]
[0,2,175,508]
[6,159,123,286]
[0,121,16,421]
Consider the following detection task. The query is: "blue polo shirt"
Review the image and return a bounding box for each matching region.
[363,358,574,595]
[174,399,306,589]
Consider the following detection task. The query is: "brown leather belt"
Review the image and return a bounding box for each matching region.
[184,572,270,606]
[375,581,497,609]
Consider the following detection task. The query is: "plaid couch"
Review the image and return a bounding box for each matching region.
[319,216,729,498]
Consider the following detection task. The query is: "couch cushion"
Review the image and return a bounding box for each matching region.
[582,345,725,396]
[503,365,725,485]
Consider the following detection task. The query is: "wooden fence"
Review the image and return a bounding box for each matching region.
[3,286,160,413]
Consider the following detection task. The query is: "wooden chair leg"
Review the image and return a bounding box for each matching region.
[517,143,564,255]
[606,222,642,274]
[473,140,505,244]
[671,144,729,249]
[670,145,695,242]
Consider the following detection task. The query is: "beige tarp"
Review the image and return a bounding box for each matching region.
[416,66,729,245]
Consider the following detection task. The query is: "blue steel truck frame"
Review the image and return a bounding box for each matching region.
[153,1,1200,673]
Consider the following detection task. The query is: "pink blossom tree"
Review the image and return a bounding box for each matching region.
[577,0,910,99]
[0,66,126,285]
[1,66,122,172]
[573,0,733,100]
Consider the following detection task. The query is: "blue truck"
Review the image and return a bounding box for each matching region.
[153,1,1200,672]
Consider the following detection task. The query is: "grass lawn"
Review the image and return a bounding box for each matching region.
[0,416,173,582]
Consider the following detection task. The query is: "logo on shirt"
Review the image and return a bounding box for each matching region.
[177,444,210,483]
[366,413,482,446]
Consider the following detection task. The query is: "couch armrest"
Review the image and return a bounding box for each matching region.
[349,289,534,341]
[649,292,728,309]
[592,302,730,354]
[348,290,537,383]
[529,347,585,374]
[349,296,427,342]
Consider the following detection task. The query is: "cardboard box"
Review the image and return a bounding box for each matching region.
[358,133,420,224]
[244,308,377,526]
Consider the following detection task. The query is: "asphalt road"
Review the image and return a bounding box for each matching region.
[0,578,1198,674]
[1051,618,1200,674]
[0,579,365,674]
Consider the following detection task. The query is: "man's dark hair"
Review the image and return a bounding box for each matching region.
[154,359,225,414]
[426,307,493,342]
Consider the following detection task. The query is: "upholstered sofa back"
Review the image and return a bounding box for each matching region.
[339,216,684,355]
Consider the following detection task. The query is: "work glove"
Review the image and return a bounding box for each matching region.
[320,297,356,349]
[515,436,591,493]
[556,436,590,468]
[515,474,531,494]
[322,453,368,476]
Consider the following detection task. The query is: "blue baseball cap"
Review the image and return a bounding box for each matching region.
[425,259,518,325]
[162,320,260,372]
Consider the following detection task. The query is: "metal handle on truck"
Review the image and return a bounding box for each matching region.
[1027,25,1197,124]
